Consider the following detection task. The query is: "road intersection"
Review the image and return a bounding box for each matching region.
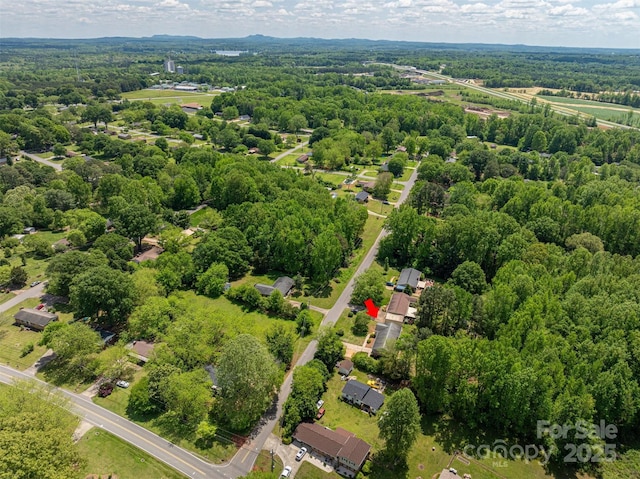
[0,163,420,478]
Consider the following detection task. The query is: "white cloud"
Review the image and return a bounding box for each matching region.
[548,4,589,15]
[0,0,637,47]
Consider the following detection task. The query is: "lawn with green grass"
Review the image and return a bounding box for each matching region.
[121,89,215,100]
[316,371,576,479]
[297,462,342,478]
[333,309,371,346]
[75,428,186,479]
[0,298,47,370]
[316,172,350,186]
[251,449,283,476]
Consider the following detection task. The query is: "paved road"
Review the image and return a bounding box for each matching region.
[0,282,46,313]
[0,365,236,479]
[271,141,309,163]
[0,163,420,479]
[226,161,421,475]
[20,150,63,171]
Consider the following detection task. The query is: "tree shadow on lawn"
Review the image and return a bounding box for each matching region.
[427,416,589,479]
[369,451,409,479]
[40,359,94,390]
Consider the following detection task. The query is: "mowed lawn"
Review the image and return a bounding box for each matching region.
[75,428,186,479]
[121,89,216,100]
[170,291,320,355]
[0,298,48,370]
[297,462,342,478]
[316,372,580,479]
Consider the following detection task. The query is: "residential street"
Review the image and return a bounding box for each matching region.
[225,163,421,475]
[19,150,63,171]
[0,163,420,479]
[0,282,46,314]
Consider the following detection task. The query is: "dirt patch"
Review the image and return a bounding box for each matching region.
[73,421,94,442]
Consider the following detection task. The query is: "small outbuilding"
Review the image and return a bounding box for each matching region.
[337,359,354,376]
[355,191,369,203]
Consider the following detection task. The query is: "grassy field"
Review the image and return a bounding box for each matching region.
[75,428,186,479]
[0,298,47,370]
[316,172,350,186]
[305,214,385,309]
[297,462,342,478]
[316,370,588,479]
[121,89,216,100]
[537,95,640,111]
[170,291,318,357]
[536,95,640,124]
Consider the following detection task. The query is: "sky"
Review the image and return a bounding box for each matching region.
[1,0,639,49]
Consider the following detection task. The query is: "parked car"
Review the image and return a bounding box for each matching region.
[116,380,130,388]
[295,447,307,461]
[280,466,292,478]
[316,407,325,420]
[35,303,45,310]
[316,399,324,410]
[98,383,114,397]
[30,281,41,287]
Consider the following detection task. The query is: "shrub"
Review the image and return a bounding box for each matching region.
[20,343,34,357]
[352,352,380,374]
[352,312,370,336]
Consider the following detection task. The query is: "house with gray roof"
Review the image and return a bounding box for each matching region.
[14,308,58,331]
[341,380,384,414]
[395,268,422,292]
[254,276,295,297]
[355,191,369,203]
[371,322,402,358]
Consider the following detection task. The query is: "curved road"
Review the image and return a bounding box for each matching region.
[0,165,420,479]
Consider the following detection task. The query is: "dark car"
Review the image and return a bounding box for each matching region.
[98,383,114,397]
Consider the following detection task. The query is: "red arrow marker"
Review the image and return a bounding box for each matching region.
[364,298,379,318]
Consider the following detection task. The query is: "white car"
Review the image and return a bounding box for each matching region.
[295,447,307,461]
[116,380,130,388]
[316,399,324,410]
[30,281,41,287]
[280,466,292,478]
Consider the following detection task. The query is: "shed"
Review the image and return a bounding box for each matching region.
[355,191,369,203]
[337,359,354,376]
[14,308,58,331]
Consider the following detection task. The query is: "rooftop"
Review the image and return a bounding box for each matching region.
[293,423,370,467]
[397,268,422,290]
[372,322,402,357]
[386,292,417,316]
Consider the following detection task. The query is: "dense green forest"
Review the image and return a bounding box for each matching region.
[0,38,639,479]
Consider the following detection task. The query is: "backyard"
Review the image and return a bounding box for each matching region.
[316,372,587,479]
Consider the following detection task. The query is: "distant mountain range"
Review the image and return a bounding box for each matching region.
[2,34,638,55]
